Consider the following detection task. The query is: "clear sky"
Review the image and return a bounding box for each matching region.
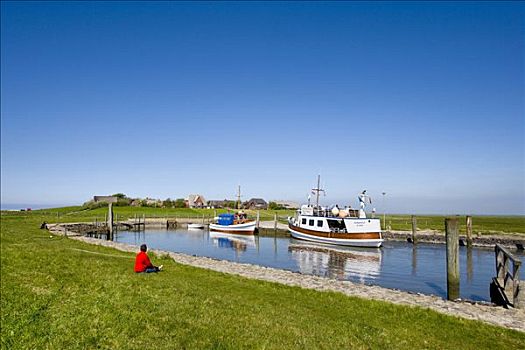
[1,1,524,214]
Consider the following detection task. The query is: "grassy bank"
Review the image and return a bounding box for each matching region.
[2,210,524,348]
[10,206,525,235]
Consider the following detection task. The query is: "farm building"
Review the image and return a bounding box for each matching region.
[186,194,207,208]
[243,198,268,210]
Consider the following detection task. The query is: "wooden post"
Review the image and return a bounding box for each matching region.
[256,210,260,229]
[466,216,473,248]
[445,218,460,300]
[108,203,113,236]
[513,263,521,309]
[411,215,417,244]
[274,213,277,230]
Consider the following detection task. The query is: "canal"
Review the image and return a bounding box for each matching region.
[114,228,524,302]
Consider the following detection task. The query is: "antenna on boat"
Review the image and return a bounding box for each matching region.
[236,185,242,210]
[311,175,325,208]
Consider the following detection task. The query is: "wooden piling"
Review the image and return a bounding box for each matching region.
[108,203,113,236]
[256,211,260,229]
[274,213,277,230]
[445,218,460,300]
[466,216,473,248]
[411,215,417,244]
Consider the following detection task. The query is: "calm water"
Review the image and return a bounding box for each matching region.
[114,228,524,302]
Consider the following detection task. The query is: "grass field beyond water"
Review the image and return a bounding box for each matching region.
[14,205,525,234]
[1,209,524,349]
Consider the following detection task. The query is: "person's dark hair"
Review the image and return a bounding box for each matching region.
[140,244,147,252]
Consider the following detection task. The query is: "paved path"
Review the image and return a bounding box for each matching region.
[68,234,525,332]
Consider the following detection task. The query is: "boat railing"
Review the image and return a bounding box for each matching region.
[310,208,360,219]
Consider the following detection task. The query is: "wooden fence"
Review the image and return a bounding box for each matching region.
[492,244,522,308]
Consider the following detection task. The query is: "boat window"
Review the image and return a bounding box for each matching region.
[327,219,346,230]
[317,220,323,227]
[309,219,314,226]
[302,218,306,225]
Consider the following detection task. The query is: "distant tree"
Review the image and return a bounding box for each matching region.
[163,198,174,208]
[268,201,285,210]
[224,201,236,209]
[174,198,186,208]
[112,193,127,199]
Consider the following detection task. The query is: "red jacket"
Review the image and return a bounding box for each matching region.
[134,251,153,272]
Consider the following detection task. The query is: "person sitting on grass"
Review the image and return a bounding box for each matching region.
[134,244,163,273]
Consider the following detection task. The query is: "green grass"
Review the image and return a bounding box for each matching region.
[10,206,295,224]
[382,214,525,234]
[2,211,524,349]
[7,206,524,235]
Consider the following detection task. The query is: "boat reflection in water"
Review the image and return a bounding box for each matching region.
[288,239,382,282]
[209,231,256,253]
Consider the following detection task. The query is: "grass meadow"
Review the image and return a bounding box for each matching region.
[21,205,525,235]
[1,209,524,348]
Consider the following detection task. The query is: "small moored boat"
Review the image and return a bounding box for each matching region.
[209,213,256,235]
[188,223,205,230]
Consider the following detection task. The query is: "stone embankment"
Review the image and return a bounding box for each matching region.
[53,228,525,332]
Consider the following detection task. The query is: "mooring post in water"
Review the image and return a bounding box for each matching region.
[411,215,417,244]
[94,196,118,237]
[445,218,460,300]
[256,211,260,229]
[108,202,114,236]
[466,216,473,248]
[274,213,277,230]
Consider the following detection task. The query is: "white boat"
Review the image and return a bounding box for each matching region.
[287,176,383,248]
[188,223,205,229]
[209,213,256,235]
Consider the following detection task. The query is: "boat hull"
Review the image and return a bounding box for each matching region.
[209,221,256,235]
[288,224,383,248]
[188,223,205,229]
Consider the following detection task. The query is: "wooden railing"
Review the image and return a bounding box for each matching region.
[494,244,522,308]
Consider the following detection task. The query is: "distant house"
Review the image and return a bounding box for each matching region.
[130,199,141,207]
[186,194,207,208]
[272,200,300,209]
[144,198,162,207]
[243,198,268,210]
[207,199,235,209]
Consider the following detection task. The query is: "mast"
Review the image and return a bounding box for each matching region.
[237,185,241,210]
[311,175,324,208]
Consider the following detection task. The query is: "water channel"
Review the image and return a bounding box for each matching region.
[114,228,525,302]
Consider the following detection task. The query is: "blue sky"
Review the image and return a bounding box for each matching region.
[1,2,524,214]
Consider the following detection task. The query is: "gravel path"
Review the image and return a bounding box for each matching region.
[67,234,525,332]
